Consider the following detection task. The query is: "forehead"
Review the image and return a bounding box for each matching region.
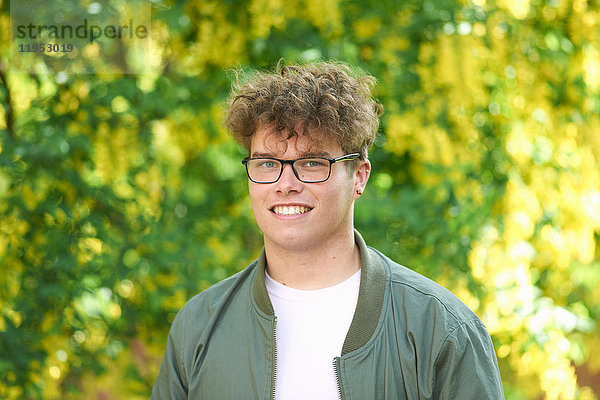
[250,126,342,157]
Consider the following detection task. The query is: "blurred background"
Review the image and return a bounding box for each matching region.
[1,0,599,398]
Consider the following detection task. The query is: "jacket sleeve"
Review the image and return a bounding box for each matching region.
[150,310,189,400]
[433,319,504,399]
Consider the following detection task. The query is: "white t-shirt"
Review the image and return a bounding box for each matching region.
[265,269,361,400]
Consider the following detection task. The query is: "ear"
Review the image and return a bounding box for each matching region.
[353,159,371,200]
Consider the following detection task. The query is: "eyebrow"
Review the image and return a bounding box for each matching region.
[251,151,333,158]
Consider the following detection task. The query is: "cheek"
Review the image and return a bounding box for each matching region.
[322,182,354,211]
[333,174,355,196]
[248,186,265,212]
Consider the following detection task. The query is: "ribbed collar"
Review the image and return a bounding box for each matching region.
[252,229,386,355]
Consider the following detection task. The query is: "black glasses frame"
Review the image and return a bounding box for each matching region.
[242,153,360,184]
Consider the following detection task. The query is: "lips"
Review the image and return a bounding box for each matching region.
[271,205,313,215]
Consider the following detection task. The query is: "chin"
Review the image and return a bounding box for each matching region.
[264,229,320,251]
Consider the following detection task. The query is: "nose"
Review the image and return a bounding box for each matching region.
[275,163,303,193]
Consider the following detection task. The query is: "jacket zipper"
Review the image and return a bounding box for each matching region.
[271,317,278,400]
[333,357,344,400]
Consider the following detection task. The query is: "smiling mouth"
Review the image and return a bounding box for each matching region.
[271,205,313,215]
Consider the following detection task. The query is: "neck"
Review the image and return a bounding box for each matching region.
[263,228,361,290]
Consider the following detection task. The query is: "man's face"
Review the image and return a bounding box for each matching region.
[248,125,370,253]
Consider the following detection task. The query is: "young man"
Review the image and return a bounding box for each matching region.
[151,62,504,399]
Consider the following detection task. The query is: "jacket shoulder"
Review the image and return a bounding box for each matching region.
[151,260,261,397]
[164,260,258,369]
[372,248,481,326]
[178,259,258,318]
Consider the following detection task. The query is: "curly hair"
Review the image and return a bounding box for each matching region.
[224,61,383,160]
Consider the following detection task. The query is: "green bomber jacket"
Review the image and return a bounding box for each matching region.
[151,231,504,399]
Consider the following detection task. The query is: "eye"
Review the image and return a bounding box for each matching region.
[258,160,277,168]
[302,159,328,168]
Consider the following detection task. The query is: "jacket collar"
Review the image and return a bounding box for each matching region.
[252,229,386,355]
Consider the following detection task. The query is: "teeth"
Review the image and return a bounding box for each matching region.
[272,205,311,215]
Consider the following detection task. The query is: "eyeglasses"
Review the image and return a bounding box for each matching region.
[242,153,360,184]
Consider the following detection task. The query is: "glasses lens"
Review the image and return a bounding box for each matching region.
[294,158,330,182]
[247,159,282,183]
